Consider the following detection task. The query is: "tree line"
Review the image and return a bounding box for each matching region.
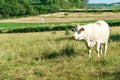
[0,0,88,18]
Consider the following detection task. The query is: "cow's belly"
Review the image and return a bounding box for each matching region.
[90,35,109,44]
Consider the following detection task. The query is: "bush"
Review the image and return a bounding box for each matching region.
[48,4,60,13]
[38,5,49,14]
[60,44,76,57]
[65,29,70,35]
[96,9,103,13]
[112,8,119,13]
[64,12,69,16]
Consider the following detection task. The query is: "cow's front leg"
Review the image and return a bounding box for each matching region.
[96,42,101,57]
[85,41,92,58]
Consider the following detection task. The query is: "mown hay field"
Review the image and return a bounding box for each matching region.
[0,12,120,23]
[0,26,120,80]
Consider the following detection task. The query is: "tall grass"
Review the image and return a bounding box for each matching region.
[0,27,120,80]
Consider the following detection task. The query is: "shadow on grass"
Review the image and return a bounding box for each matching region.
[109,34,120,42]
[42,44,76,59]
[89,57,120,80]
[43,51,60,59]
[54,37,73,42]
[102,71,120,80]
[113,71,120,80]
[92,69,120,80]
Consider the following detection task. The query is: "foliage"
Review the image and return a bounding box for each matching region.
[61,9,117,13]
[112,8,120,13]
[64,12,69,16]
[65,28,70,35]
[0,0,88,18]
[0,0,34,17]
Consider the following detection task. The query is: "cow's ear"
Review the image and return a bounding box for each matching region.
[78,28,84,33]
[80,28,84,31]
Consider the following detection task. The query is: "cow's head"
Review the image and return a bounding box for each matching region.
[72,25,85,40]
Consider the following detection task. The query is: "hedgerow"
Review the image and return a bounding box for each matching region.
[0,20,120,33]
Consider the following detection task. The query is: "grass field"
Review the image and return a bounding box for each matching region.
[0,12,120,80]
[0,12,120,33]
[0,20,120,33]
[0,26,120,80]
[0,21,89,29]
[0,12,120,23]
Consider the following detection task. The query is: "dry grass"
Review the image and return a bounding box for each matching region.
[0,12,120,23]
[0,11,120,80]
[0,27,120,80]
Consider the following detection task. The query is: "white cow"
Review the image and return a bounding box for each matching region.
[72,20,109,58]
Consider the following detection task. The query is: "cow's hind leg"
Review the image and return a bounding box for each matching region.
[100,45,103,55]
[96,42,101,57]
[104,42,108,56]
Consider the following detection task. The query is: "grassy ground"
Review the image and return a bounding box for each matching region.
[0,12,120,33]
[0,27,120,80]
[0,20,120,30]
[0,12,120,23]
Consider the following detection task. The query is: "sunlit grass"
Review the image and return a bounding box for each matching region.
[0,27,120,80]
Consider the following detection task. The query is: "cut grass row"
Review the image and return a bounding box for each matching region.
[0,21,94,29]
[0,19,120,33]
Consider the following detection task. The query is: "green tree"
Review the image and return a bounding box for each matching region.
[0,0,35,17]
[69,0,88,8]
[0,0,89,18]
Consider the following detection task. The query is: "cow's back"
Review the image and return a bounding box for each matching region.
[84,20,109,43]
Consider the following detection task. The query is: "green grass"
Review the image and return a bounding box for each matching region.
[0,20,120,33]
[0,21,95,33]
[0,19,120,29]
[0,23,40,29]
[0,27,120,80]
[0,21,92,29]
